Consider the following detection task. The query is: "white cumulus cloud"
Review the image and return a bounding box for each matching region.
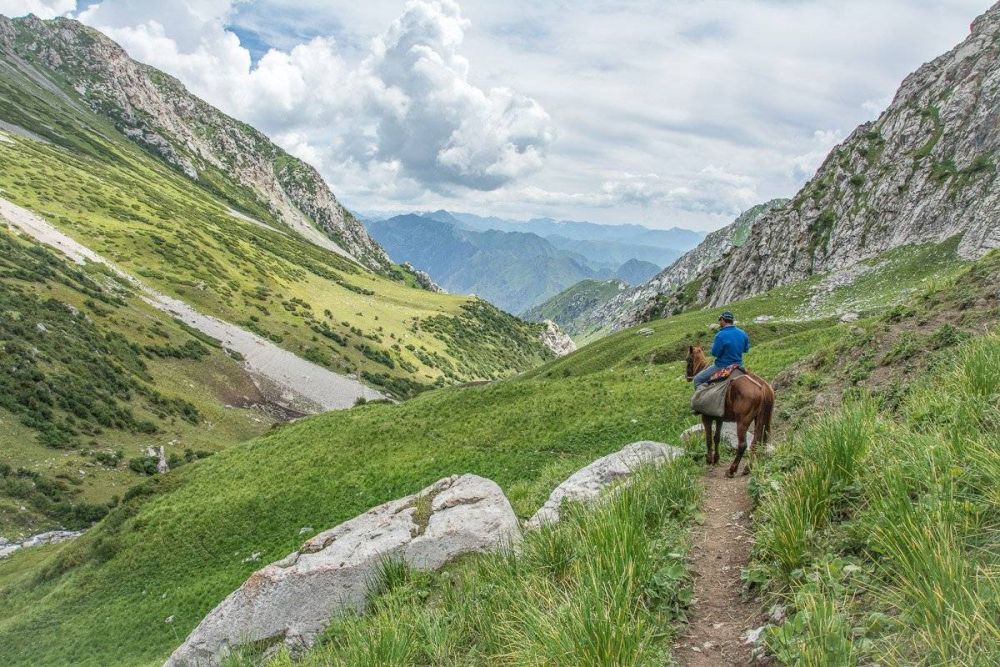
[76,0,553,195]
[0,0,75,18]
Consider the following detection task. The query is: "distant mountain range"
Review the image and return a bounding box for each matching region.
[361,210,702,313]
[363,212,681,313]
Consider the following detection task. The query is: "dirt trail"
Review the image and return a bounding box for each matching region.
[675,464,763,666]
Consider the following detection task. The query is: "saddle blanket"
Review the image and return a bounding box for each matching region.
[691,365,746,418]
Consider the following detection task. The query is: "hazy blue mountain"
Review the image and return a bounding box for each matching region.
[366,214,611,313]
[614,258,660,285]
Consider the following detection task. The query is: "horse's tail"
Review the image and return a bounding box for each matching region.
[754,384,775,448]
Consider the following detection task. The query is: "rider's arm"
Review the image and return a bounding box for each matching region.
[711,332,723,358]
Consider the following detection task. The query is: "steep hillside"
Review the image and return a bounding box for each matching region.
[0,15,387,271]
[702,5,1000,304]
[614,257,660,285]
[583,199,787,332]
[366,213,616,313]
[0,15,555,538]
[0,15,552,404]
[522,279,628,341]
[0,224,273,538]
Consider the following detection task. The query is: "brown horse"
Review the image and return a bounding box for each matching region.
[686,345,775,477]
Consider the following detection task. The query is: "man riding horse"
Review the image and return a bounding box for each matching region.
[692,311,749,388]
[687,311,774,478]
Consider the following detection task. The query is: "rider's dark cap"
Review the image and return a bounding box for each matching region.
[719,311,735,322]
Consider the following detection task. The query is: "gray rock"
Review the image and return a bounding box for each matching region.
[539,320,576,356]
[704,6,1000,306]
[164,474,520,667]
[637,327,655,336]
[0,545,21,559]
[527,441,683,528]
[839,312,860,323]
[679,422,755,450]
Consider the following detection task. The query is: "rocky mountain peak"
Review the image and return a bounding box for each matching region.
[702,2,1000,305]
[2,15,391,272]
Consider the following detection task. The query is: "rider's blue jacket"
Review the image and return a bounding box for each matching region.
[711,324,750,368]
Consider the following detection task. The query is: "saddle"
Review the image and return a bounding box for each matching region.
[707,364,746,384]
[692,365,761,417]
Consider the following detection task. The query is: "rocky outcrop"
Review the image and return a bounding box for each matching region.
[1,16,390,272]
[0,530,83,560]
[589,200,787,331]
[165,474,520,667]
[527,441,683,528]
[539,320,577,356]
[704,4,1000,305]
[402,262,445,293]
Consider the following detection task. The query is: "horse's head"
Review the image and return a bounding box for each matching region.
[686,345,707,381]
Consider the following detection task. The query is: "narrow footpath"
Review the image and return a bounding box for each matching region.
[675,464,763,666]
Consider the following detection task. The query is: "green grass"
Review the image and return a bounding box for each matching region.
[749,332,1000,666]
[232,460,700,667]
[0,52,550,397]
[0,227,272,537]
[0,269,851,666]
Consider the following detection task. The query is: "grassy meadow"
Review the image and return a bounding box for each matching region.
[0,241,976,666]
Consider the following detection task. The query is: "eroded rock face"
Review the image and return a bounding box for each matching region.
[539,320,577,356]
[527,441,684,528]
[164,474,520,667]
[704,4,1000,306]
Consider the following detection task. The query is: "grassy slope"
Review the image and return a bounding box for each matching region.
[0,241,967,666]
[747,252,1000,666]
[0,207,974,665]
[0,227,271,538]
[521,278,628,342]
[0,56,550,399]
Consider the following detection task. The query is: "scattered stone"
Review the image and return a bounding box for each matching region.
[165,616,175,624]
[165,474,520,667]
[527,441,684,528]
[637,327,655,336]
[0,530,83,560]
[298,526,313,535]
[840,312,860,323]
[768,603,787,623]
[241,552,261,563]
[745,626,766,645]
[754,315,773,323]
[35,322,48,334]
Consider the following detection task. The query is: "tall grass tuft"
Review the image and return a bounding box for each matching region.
[754,334,1000,665]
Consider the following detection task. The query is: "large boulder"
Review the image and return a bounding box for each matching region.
[164,474,520,667]
[527,441,683,528]
[680,422,755,450]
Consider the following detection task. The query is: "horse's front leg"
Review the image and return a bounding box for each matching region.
[702,414,714,465]
[727,418,751,478]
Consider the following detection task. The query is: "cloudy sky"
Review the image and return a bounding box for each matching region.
[1,0,992,230]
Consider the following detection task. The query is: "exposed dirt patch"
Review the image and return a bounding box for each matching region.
[676,465,764,666]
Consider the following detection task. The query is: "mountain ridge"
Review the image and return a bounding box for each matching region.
[0,14,389,271]
[701,4,1000,305]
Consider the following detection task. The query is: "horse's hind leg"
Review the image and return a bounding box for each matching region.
[727,417,752,478]
[713,418,723,464]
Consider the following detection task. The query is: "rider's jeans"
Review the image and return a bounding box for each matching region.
[693,365,719,388]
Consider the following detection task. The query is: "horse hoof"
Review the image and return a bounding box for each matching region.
[742,465,751,476]
[725,469,736,479]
